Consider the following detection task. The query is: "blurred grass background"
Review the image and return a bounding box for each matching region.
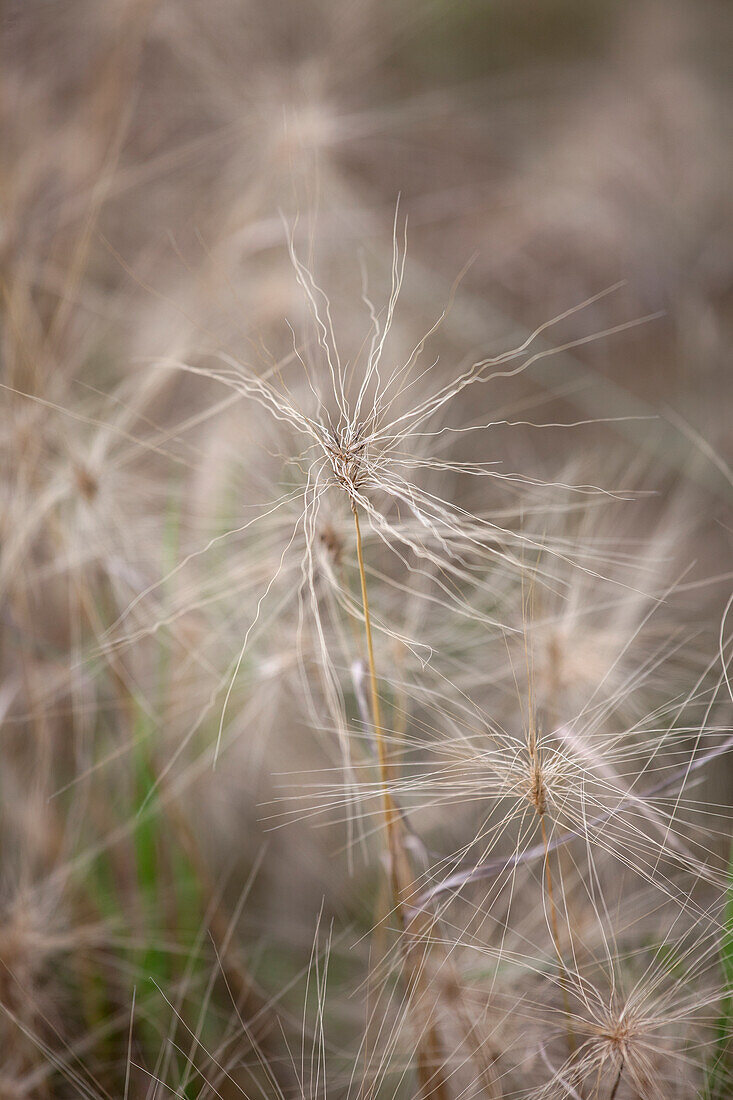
[1,0,731,1095]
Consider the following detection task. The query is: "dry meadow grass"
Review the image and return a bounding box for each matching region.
[1,1,732,1096]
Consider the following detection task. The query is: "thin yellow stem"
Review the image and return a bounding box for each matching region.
[352,505,400,875]
[540,812,577,1056]
[352,503,450,1100]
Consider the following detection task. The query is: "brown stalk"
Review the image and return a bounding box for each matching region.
[608,1056,624,1100]
[529,724,577,1059]
[539,812,576,1055]
[352,505,402,893]
[352,502,451,1100]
